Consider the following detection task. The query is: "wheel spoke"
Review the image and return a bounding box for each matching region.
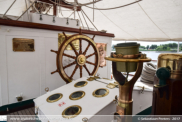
[86,52,96,59]
[79,66,82,78]
[83,64,91,75]
[70,42,79,56]
[63,61,76,69]
[86,60,96,65]
[70,65,79,78]
[83,42,91,55]
[63,53,76,59]
[79,39,82,54]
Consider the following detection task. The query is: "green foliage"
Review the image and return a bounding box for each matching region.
[140,46,145,49]
[150,44,157,49]
[146,45,149,50]
[112,42,179,51]
[156,46,171,51]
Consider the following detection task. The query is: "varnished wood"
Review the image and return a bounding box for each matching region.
[86,60,95,65]
[70,42,79,55]
[24,109,31,115]
[92,35,95,40]
[0,19,115,37]
[70,65,79,78]
[31,107,35,114]
[79,66,82,78]
[79,39,82,54]
[83,42,91,55]
[63,61,76,69]
[63,53,76,59]
[50,49,58,54]
[53,4,57,16]
[27,108,35,115]
[56,33,100,83]
[152,77,182,115]
[86,52,96,59]
[51,69,58,74]
[83,64,91,75]
[12,112,21,122]
[9,113,16,122]
[62,32,68,39]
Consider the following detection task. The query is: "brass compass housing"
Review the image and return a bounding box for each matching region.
[74,81,88,88]
[46,93,63,103]
[93,88,109,98]
[69,91,85,100]
[62,105,82,119]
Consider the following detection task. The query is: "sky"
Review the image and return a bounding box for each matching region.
[112,41,181,47]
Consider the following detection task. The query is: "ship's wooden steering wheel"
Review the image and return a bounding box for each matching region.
[51,30,100,83]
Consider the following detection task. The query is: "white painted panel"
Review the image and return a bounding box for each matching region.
[45,37,66,91]
[0,76,1,106]
[39,37,46,95]
[7,35,40,104]
[0,34,8,106]
[132,90,152,115]
[0,25,113,105]
[30,13,80,28]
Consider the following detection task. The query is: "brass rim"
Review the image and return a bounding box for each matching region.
[69,91,85,100]
[46,93,63,103]
[92,88,109,98]
[77,54,86,66]
[74,81,88,88]
[106,83,116,89]
[62,105,82,119]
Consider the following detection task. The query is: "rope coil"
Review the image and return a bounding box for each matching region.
[140,62,157,84]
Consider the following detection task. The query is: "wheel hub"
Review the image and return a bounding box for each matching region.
[77,54,86,66]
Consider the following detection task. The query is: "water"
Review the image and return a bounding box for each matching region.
[141,51,182,60]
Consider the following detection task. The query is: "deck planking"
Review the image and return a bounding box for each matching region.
[7,107,35,122]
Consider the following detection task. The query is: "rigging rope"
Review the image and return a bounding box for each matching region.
[85,0,137,39]
[81,10,90,30]
[85,0,142,10]
[140,62,157,84]
[77,11,84,28]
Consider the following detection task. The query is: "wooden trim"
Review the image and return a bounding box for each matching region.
[53,4,57,16]
[0,19,115,37]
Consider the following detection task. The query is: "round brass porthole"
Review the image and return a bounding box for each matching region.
[74,81,88,88]
[62,105,82,119]
[46,93,63,103]
[69,91,85,100]
[93,88,109,98]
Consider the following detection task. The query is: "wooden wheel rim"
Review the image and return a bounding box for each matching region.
[57,34,100,83]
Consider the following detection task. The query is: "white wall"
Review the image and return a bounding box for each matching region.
[0,25,112,106]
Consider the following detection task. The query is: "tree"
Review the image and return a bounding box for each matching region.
[150,44,157,49]
[146,45,149,50]
[140,46,145,49]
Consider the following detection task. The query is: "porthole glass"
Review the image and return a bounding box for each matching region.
[46,93,63,103]
[74,81,88,88]
[69,91,85,100]
[93,88,109,98]
[62,105,82,118]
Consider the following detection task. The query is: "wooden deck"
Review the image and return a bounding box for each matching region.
[7,107,36,122]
